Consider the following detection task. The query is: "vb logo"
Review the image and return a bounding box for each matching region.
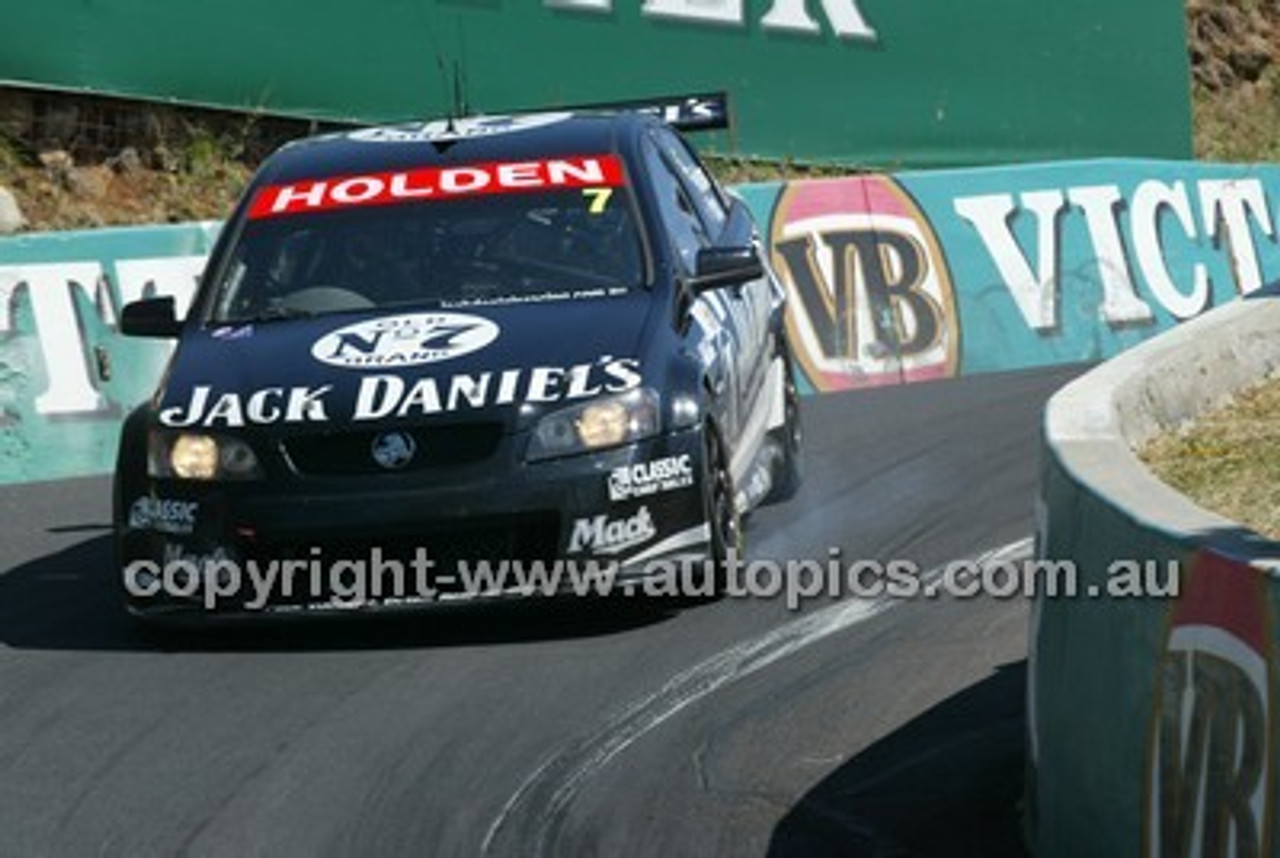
[1146,552,1273,858]
[768,177,958,391]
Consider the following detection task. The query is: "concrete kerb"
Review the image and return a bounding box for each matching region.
[1045,291,1280,556]
[1031,289,1280,856]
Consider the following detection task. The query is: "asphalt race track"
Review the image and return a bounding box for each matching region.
[0,365,1086,857]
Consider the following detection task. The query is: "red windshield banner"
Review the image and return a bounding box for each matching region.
[248,154,626,219]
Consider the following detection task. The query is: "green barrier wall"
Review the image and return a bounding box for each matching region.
[0,1,1191,166]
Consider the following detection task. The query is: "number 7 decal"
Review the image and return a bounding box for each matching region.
[584,187,614,214]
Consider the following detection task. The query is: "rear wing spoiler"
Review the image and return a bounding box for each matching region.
[554,92,731,133]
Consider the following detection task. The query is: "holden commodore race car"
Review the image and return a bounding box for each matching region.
[113,109,802,619]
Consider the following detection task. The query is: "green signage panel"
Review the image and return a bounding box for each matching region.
[0,0,1191,166]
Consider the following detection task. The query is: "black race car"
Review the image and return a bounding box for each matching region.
[114,110,802,618]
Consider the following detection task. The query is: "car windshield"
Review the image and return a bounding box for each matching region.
[208,184,645,323]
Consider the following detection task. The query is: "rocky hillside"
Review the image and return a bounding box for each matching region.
[1187,0,1280,161]
[0,92,307,233]
[0,1,1271,233]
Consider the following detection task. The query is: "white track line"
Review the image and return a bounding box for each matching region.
[480,537,1034,857]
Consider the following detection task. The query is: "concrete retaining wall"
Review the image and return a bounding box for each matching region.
[1031,290,1280,855]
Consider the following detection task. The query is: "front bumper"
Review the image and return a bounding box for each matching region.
[117,426,710,618]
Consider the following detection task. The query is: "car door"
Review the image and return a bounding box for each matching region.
[651,127,773,446]
[640,127,771,458]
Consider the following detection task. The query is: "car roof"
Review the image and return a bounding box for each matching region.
[254,111,657,185]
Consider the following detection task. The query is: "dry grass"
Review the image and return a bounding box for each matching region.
[1139,375,1280,539]
[4,158,251,230]
[1138,1,1280,532]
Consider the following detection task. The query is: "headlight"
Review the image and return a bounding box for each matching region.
[148,430,263,480]
[526,389,661,462]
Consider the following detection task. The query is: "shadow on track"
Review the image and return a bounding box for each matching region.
[767,661,1028,858]
[0,533,678,653]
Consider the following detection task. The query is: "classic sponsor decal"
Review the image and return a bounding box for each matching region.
[1144,551,1273,858]
[568,506,657,555]
[347,113,572,144]
[608,454,694,502]
[158,358,643,427]
[248,155,626,219]
[312,313,501,370]
[128,496,199,535]
[769,176,959,392]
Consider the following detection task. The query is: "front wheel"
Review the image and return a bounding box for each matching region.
[699,426,742,598]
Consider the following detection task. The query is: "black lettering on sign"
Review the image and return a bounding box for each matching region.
[1153,650,1265,858]
[773,228,942,362]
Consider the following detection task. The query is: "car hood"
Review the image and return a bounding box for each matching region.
[156,294,656,434]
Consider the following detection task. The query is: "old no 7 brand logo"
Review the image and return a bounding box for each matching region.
[312,313,500,369]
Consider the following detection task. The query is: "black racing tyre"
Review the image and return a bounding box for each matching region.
[692,424,741,601]
[765,332,804,504]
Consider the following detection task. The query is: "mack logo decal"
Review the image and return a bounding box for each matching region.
[608,454,694,501]
[568,506,656,555]
[128,497,198,535]
[158,359,642,427]
[312,313,500,369]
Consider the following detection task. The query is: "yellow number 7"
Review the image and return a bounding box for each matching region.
[583,187,613,215]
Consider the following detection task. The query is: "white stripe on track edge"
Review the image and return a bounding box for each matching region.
[480,537,1034,857]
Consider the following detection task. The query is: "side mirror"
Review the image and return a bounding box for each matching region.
[689,197,765,292]
[121,296,181,338]
[691,244,764,292]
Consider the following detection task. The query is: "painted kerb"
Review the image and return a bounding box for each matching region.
[1031,292,1280,856]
